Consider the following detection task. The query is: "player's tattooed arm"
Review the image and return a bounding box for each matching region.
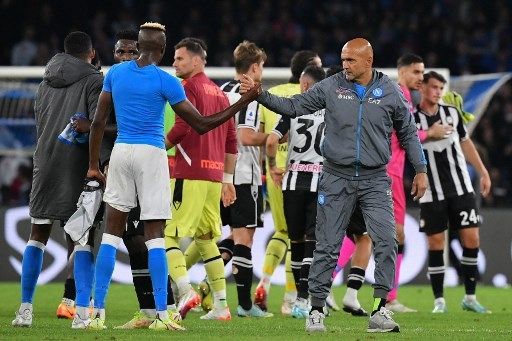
[268,155,276,168]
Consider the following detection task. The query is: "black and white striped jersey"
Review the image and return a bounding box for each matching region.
[413,104,474,203]
[273,109,325,192]
[220,80,262,185]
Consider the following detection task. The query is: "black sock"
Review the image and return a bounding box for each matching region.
[371,298,387,316]
[129,248,155,309]
[428,250,445,299]
[461,247,478,295]
[290,241,305,296]
[397,244,404,255]
[347,267,365,290]
[298,240,314,299]
[232,244,253,310]
[166,276,175,306]
[218,238,235,265]
[310,306,323,314]
[63,278,76,300]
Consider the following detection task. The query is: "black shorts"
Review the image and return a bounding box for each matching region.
[346,203,367,241]
[221,184,262,228]
[124,205,144,238]
[419,192,480,235]
[283,189,317,241]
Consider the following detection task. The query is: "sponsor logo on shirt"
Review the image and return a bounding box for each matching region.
[336,87,355,100]
[200,159,225,170]
[202,83,226,98]
[288,163,323,173]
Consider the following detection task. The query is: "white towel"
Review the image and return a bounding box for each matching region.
[64,181,103,246]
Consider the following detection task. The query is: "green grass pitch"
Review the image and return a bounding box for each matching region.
[1,283,510,340]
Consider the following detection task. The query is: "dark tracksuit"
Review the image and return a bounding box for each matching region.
[257,70,427,306]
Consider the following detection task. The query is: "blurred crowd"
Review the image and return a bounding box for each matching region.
[2,0,512,74]
[472,81,512,206]
[0,156,32,206]
[1,0,511,206]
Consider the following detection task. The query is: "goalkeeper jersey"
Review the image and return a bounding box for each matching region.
[260,83,301,171]
[164,103,175,156]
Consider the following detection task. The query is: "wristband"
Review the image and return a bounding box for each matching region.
[223,172,234,184]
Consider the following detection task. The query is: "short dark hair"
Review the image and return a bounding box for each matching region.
[326,65,343,77]
[64,31,92,57]
[423,71,447,84]
[175,37,207,60]
[115,29,138,42]
[290,50,319,83]
[233,40,267,73]
[302,65,326,83]
[397,53,423,68]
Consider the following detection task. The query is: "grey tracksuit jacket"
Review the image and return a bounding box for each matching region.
[31,53,103,221]
[258,69,427,176]
[257,69,427,303]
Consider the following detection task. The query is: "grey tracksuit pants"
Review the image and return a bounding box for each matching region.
[309,170,398,308]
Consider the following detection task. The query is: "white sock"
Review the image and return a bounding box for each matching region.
[141,309,156,318]
[260,276,271,292]
[20,302,32,312]
[434,297,446,304]
[343,288,361,308]
[213,290,227,309]
[100,233,122,248]
[93,308,106,320]
[167,304,176,311]
[284,291,297,302]
[176,277,192,297]
[157,310,169,320]
[62,297,75,307]
[296,297,308,307]
[464,294,476,301]
[75,306,89,320]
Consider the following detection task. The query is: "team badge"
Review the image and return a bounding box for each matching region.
[246,111,255,123]
[173,200,182,210]
[372,88,383,97]
[318,193,325,205]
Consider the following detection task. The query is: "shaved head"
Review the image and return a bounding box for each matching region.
[342,38,373,59]
[340,38,374,85]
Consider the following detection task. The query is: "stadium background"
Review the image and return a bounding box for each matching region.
[1,0,511,288]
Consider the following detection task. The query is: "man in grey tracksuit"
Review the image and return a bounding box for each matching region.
[240,38,428,333]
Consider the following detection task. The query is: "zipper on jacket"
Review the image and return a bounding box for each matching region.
[352,81,380,177]
[355,100,363,176]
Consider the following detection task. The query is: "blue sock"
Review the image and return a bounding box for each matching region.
[147,239,168,312]
[21,241,45,303]
[93,243,118,309]
[74,246,94,308]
